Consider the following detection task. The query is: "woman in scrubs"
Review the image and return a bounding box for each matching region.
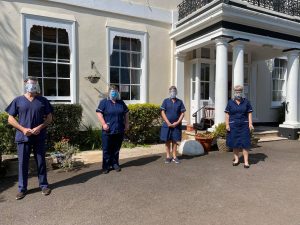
[96,85,129,174]
[160,86,186,164]
[225,85,254,168]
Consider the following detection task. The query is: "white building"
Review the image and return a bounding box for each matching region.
[1,0,300,138]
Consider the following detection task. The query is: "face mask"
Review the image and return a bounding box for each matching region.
[25,83,40,93]
[170,90,177,99]
[234,92,243,99]
[109,90,119,100]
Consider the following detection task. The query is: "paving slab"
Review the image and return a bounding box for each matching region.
[1,140,300,225]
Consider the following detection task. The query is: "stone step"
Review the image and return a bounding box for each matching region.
[253,130,279,139]
[258,136,288,142]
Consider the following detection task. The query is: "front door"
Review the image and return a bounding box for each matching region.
[190,62,212,124]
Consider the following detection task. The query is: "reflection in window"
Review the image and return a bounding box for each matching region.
[27,25,71,100]
[200,63,210,100]
[110,36,142,100]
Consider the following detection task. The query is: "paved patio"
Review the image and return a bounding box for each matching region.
[1,140,300,225]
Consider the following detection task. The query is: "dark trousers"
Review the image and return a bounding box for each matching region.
[17,140,48,192]
[102,133,124,170]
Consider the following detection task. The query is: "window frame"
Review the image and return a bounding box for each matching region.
[271,58,287,108]
[107,27,148,104]
[22,13,77,103]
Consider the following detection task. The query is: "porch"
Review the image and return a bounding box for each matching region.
[171,0,300,138]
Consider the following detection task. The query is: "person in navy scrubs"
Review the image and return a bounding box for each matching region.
[160,86,186,164]
[225,85,254,169]
[96,85,129,174]
[5,77,53,200]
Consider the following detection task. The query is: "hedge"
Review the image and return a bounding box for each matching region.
[0,112,16,154]
[126,103,162,144]
[47,104,83,149]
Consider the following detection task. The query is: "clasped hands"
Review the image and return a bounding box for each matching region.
[166,121,179,128]
[22,127,42,136]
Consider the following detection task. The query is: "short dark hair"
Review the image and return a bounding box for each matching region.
[108,85,119,92]
[169,86,177,91]
[24,76,38,83]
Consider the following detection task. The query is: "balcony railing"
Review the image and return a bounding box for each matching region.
[178,0,300,21]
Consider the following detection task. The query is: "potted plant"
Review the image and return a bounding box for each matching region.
[213,122,230,152]
[250,129,260,148]
[195,132,214,153]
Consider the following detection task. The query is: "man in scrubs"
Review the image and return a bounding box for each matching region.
[5,77,53,200]
[160,86,186,164]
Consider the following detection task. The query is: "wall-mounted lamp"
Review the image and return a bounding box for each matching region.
[85,60,101,83]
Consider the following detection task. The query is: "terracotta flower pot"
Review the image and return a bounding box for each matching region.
[195,136,213,152]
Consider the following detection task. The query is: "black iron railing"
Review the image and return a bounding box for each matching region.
[177,0,300,21]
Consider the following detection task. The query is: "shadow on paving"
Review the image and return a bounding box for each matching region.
[0,175,18,195]
[25,155,161,195]
[237,152,268,164]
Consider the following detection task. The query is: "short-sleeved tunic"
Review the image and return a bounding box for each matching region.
[160,98,186,142]
[225,98,253,149]
[5,95,53,143]
[96,98,129,134]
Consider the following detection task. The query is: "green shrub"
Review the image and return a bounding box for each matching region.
[213,122,227,139]
[126,103,162,144]
[0,112,16,154]
[79,124,102,150]
[47,104,83,149]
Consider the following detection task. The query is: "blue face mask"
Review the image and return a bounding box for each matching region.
[25,83,40,93]
[234,92,243,100]
[170,90,177,99]
[109,90,119,100]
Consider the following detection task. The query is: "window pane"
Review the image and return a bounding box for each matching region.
[228,52,233,62]
[58,46,70,62]
[113,36,120,50]
[121,69,130,84]
[121,37,130,50]
[110,68,119,83]
[120,85,130,100]
[244,54,248,63]
[279,80,284,90]
[201,48,210,59]
[131,86,140,100]
[58,79,70,96]
[28,62,42,77]
[131,39,141,52]
[38,78,43,94]
[131,70,141,84]
[204,83,209,99]
[58,64,70,78]
[28,43,42,60]
[132,53,141,68]
[44,63,56,78]
[121,52,130,67]
[200,83,205,99]
[30,25,42,41]
[44,44,56,61]
[44,79,56,96]
[110,51,120,66]
[192,64,196,81]
[43,27,56,43]
[58,29,69,44]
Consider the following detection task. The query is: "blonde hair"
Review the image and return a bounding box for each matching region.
[233,85,243,91]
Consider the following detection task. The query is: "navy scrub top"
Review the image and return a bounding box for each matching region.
[5,95,53,143]
[160,98,186,128]
[96,98,129,134]
[225,98,253,123]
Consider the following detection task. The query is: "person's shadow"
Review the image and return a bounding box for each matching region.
[239,153,268,165]
[26,155,161,194]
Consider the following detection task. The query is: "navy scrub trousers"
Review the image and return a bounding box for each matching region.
[5,95,53,192]
[96,98,129,171]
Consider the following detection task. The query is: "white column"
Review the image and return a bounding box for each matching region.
[280,50,300,128]
[175,52,186,100]
[232,42,244,90]
[214,38,228,125]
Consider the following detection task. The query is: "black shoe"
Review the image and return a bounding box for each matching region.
[244,164,250,169]
[42,187,51,196]
[113,164,121,172]
[16,191,27,200]
[103,169,109,174]
[232,162,239,166]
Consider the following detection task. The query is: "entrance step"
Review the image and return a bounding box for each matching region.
[253,126,288,142]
